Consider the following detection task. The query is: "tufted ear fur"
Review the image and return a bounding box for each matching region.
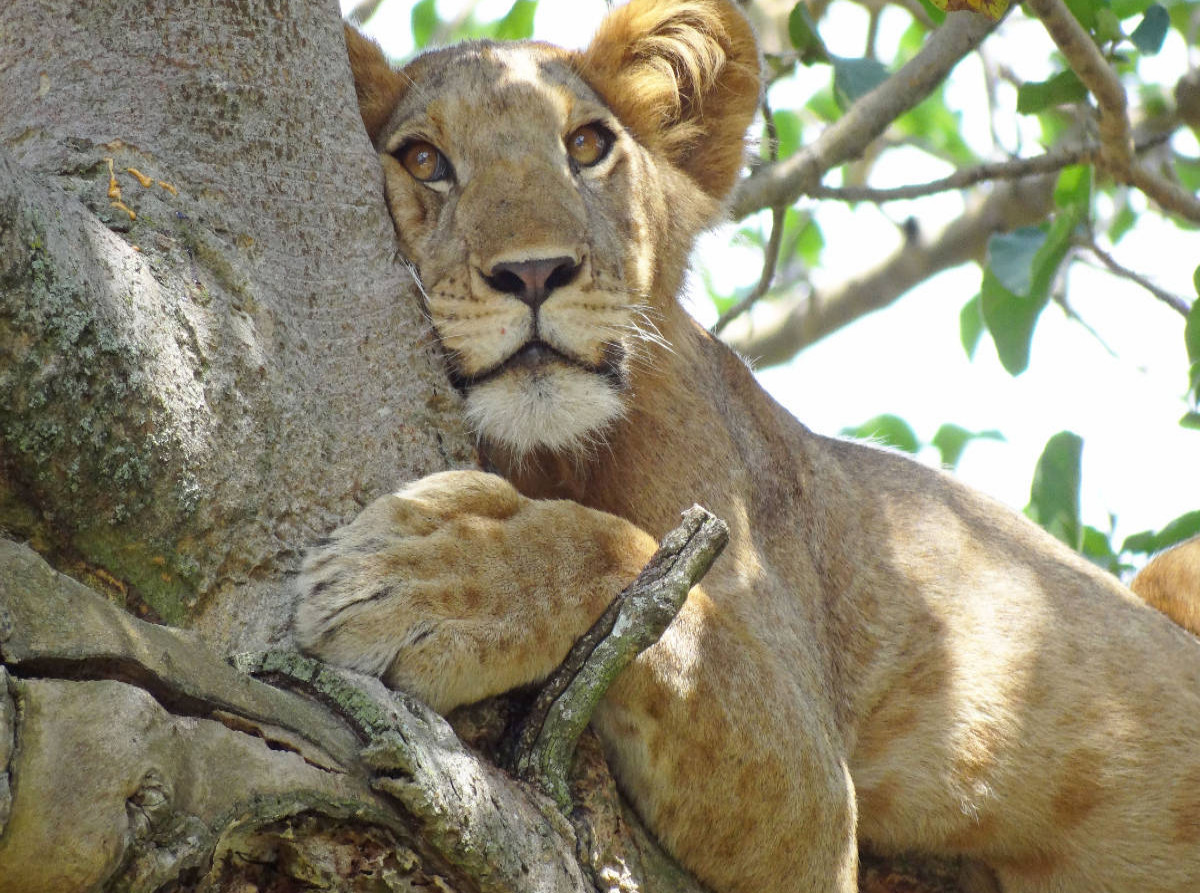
[577,0,761,200]
[344,25,408,144]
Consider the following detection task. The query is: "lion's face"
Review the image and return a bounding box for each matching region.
[375,42,663,455]
[348,2,760,456]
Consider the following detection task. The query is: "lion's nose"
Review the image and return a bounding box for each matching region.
[484,256,580,309]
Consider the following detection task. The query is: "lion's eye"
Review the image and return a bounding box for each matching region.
[566,123,613,169]
[397,141,452,183]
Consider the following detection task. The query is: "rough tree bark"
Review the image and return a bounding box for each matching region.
[0,2,970,891]
[0,1,730,890]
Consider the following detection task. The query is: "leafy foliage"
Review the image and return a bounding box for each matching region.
[404,0,540,49]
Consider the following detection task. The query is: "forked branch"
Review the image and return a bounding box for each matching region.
[511,506,730,810]
[729,11,999,220]
[1024,0,1200,224]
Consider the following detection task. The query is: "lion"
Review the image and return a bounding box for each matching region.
[1132,535,1200,637]
[294,2,1200,891]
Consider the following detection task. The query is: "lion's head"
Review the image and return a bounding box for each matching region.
[346,0,760,456]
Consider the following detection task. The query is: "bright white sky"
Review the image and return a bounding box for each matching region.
[349,0,1199,556]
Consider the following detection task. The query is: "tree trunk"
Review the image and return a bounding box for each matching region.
[0,0,474,647]
[0,2,969,890]
[0,1,618,889]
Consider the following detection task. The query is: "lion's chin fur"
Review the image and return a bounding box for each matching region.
[464,365,625,456]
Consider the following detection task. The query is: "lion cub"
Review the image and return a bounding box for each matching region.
[295,2,1200,891]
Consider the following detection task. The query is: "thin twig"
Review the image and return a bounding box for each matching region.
[713,101,787,335]
[808,132,1171,203]
[712,205,786,335]
[1054,291,1121,358]
[1085,240,1193,316]
[865,5,881,60]
[510,506,729,811]
[980,45,1005,155]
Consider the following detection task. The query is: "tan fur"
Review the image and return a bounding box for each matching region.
[1132,535,1200,636]
[344,26,407,141]
[296,4,1200,891]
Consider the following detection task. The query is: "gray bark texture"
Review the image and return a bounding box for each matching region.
[0,2,728,890]
[0,0,473,646]
[0,2,968,891]
[0,0,630,889]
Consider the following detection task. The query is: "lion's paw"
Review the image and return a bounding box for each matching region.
[293,470,654,712]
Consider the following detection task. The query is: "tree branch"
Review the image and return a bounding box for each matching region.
[807,132,1170,203]
[239,651,594,893]
[728,11,999,220]
[1083,240,1193,316]
[1023,0,1132,172]
[511,506,729,811]
[0,538,410,890]
[1025,0,1200,224]
[722,175,1056,366]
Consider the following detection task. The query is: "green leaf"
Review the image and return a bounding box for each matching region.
[1017,70,1089,115]
[789,212,824,267]
[1110,0,1152,18]
[981,268,1048,375]
[1180,411,1200,429]
[1168,1,1196,35]
[898,21,932,61]
[961,294,985,359]
[1177,155,1200,195]
[1082,525,1124,575]
[788,3,830,64]
[1030,214,1076,299]
[894,86,973,166]
[1187,299,1200,363]
[1147,511,1200,548]
[1094,8,1124,43]
[1107,200,1137,243]
[832,57,891,110]
[988,227,1046,295]
[1026,431,1084,550]
[411,0,438,49]
[1129,3,1169,53]
[931,424,1005,469]
[1122,510,1200,555]
[807,88,841,123]
[494,0,537,40]
[1186,299,1200,400]
[1064,0,1099,30]
[1193,263,1200,297]
[841,415,921,453]
[1054,164,1092,209]
[771,110,803,160]
[914,0,948,24]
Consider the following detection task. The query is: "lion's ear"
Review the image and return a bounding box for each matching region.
[578,0,760,200]
[344,24,407,144]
